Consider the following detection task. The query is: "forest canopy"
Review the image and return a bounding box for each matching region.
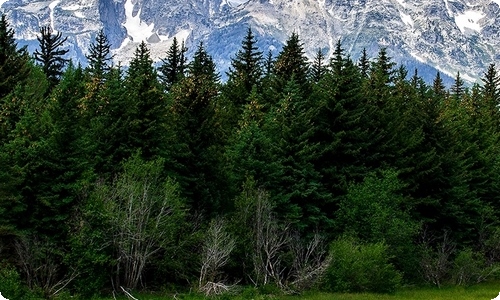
[2,16,500,299]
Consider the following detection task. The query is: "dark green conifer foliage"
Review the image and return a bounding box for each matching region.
[368,48,396,96]
[222,27,263,130]
[5,64,86,240]
[451,71,465,100]
[358,48,370,78]
[266,78,330,231]
[0,66,48,236]
[0,14,30,100]
[312,42,369,221]
[260,50,277,110]
[310,48,327,83]
[124,41,167,161]
[363,48,398,170]
[227,27,263,101]
[158,37,187,91]
[0,14,32,143]
[263,50,274,77]
[170,42,225,215]
[273,32,310,96]
[225,87,281,196]
[432,72,447,98]
[391,67,438,209]
[34,26,69,88]
[84,65,129,177]
[481,64,500,122]
[86,29,112,81]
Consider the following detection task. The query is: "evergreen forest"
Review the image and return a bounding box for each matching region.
[2,14,500,299]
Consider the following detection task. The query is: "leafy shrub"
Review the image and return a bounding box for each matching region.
[451,248,500,286]
[336,170,420,279]
[322,237,401,293]
[0,266,35,299]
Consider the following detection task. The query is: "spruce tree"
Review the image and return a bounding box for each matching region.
[86,29,112,81]
[358,48,370,78]
[310,48,327,83]
[227,27,263,100]
[34,26,69,88]
[432,72,447,98]
[266,78,330,231]
[481,64,500,121]
[0,14,31,142]
[0,14,30,99]
[170,42,225,215]
[273,32,310,96]
[312,43,369,221]
[124,41,167,161]
[451,71,465,101]
[158,37,187,91]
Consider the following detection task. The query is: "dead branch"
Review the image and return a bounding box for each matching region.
[120,286,139,300]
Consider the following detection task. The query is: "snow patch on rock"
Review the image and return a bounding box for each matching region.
[123,0,155,42]
[455,10,485,33]
[400,11,414,27]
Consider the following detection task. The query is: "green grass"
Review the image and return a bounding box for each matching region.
[91,282,500,300]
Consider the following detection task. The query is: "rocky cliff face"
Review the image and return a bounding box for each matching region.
[2,0,500,83]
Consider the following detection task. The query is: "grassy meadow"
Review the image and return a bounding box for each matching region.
[94,282,500,300]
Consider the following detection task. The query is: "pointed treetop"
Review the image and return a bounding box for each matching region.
[86,29,113,80]
[227,27,263,94]
[34,25,70,88]
[188,41,219,82]
[310,48,327,83]
[274,32,310,91]
[158,37,188,91]
[481,63,500,106]
[451,71,465,100]
[359,48,370,78]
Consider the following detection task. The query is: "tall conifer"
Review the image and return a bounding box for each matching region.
[34,26,69,88]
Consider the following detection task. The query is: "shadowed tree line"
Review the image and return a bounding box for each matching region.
[2,15,500,298]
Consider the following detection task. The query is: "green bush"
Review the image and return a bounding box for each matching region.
[322,237,401,293]
[451,248,500,286]
[0,266,35,299]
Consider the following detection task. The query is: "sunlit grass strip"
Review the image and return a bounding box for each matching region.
[96,281,500,300]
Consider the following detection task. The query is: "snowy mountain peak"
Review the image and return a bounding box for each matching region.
[2,0,500,83]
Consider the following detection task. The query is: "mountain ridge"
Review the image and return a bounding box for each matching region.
[2,0,500,84]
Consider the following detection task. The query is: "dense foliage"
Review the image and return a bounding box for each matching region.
[2,16,500,298]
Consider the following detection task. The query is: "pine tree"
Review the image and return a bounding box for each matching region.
[312,43,369,221]
[0,14,32,142]
[0,14,30,99]
[263,50,274,77]
[227,27,263,100]
[432,72,447,98]
[481,64,500,121]
[451,71,465,101]
[358,48,370,78]
[273,32,310,96]
[158,37,187,91]
[169,42,225,215]
[310,48,327,83]
[5,64,86,240]
[266,79,331,231]
[225,87,281,198]
[124,41,168,161]
[86,29,112,81]
[83,65,129,177]
[34,26,69,88]
[188,42,220,82]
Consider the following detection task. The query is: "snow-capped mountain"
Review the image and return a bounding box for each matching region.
[2,0,500,83]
